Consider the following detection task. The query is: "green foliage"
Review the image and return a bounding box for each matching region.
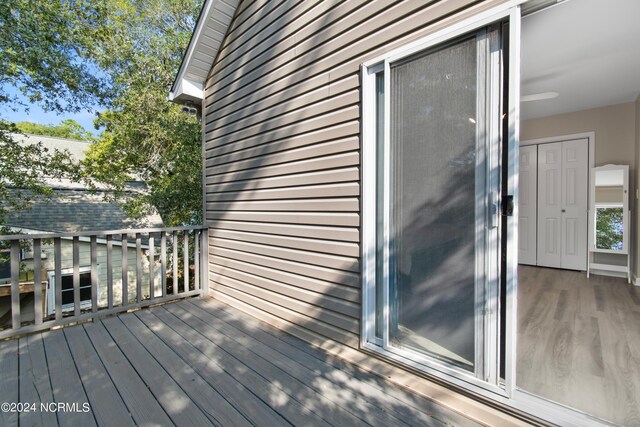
[0,0,111,113]
[0,0,104,230]
[1,0,204,228]
[595,207,623,250]
[0,120,80,225]
[80,0,203,226]
[15,119,93,140]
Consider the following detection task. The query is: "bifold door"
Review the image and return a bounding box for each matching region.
[531,139,588,270]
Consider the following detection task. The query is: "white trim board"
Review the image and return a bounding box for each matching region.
[169,0,240,103]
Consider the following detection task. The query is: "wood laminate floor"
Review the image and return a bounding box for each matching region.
[517,266,640,426]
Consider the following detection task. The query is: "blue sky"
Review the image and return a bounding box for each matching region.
[1,84,102,135]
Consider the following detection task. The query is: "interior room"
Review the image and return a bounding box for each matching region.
[517,0,640,424]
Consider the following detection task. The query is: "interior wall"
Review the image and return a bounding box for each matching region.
[521,101,637,275]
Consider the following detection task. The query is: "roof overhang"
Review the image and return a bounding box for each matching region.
[169,0,239,104]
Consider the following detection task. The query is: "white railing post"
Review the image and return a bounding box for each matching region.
[194,230,200,293]
[73,236,80,317]
[121,233,128,307]
[183,231,189,293]
[33,239,43,325]
[200,229,209,298]
[10,240,20,330]
[136,233,142,303]
[91,236,98,313]
[54,238,62,320]
[161,232,167,297]
[172,231,178,295]
[106,235,114,309]
[149,233,155,301]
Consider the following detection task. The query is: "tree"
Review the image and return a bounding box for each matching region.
[0,0,105,228]
[15,119,93,140]
[79,0,203,226]
[0,0,110,112]
[595,207,623,250]
[0,120,79,228]
[1,0,203,227]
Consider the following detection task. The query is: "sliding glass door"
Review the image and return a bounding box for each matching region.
[387,33,486,372]
[363,19,508,387]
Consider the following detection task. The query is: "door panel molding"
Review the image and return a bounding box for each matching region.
[520,132,594,271]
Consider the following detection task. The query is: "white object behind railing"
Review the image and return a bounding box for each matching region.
[0,226,208,339]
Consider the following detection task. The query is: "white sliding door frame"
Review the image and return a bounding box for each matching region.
[361,2,522,399]
[361,2,613,425]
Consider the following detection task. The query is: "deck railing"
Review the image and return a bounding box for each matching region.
[0,226,208,339]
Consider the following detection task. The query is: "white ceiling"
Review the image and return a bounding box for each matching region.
[521,0,640,120]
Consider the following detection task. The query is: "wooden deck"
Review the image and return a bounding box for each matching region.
[0,297,479,427]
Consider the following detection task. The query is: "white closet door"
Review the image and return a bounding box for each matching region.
[536,139,588,270]
[560,139,588,270]
[537,142,563,268]
[518,145,537,265]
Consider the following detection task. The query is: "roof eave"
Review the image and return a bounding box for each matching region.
[168,78,204,103]
[170,0,239,105]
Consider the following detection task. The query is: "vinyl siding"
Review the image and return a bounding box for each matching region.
[203,0,508,349]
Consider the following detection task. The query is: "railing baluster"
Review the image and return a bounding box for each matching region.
[136,233,142,303]
[54,238,62,320]
[172,231,178,295]
[195,230,200,291]
[91,235,98,313]
[10,240,20,330]
[161,232,167,298]
[121,233,128,307]
[201,229,208,297]
[33,239,43,325]
[148,233,155,301]
[0,226,206,339]
[73,236,80,316]
[183,231,189,293]
[107,235,113,309]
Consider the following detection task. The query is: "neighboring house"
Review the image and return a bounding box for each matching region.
[171,1,640,426]
[0,134,163,322]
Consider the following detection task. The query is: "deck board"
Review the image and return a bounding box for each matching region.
[18,335,57,427]
[190,298,478,427]
[64,326,136,427]
[133,309,293,427]
[83,321,174,426]
[43,329,98,427]
[0,339,19,427]
[167,300,420,427]
[159,303,369,426]
[100,316,214,427]
[117,312,251,427]
[0,297,480,427]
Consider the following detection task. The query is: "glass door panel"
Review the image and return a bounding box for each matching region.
[381,27,501,375]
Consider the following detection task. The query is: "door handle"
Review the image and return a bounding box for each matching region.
[488,191,502,228]
[561,209,566,213]
[502,195,514,216]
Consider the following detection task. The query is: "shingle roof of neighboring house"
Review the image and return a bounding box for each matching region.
[15,133,90,161]
[3,189,163,233]
[3,134,163,233]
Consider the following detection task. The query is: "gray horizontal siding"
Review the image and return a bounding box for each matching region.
[204,0,505,348]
